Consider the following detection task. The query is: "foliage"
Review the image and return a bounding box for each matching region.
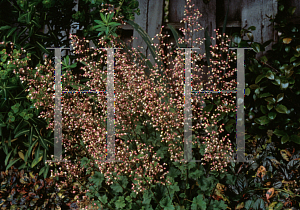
[0,0,139,68]
[0,166,81,209]
[0,42,57,179]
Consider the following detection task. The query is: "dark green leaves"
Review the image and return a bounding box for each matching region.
[90,171,105,188]
[191,194,206,210]
[275,104,288,114]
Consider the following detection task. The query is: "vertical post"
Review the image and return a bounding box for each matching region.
[46,47,71,163]
[176,48,201,162]
[230,48,253,163]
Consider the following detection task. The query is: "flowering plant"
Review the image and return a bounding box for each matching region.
[16,0,238,208]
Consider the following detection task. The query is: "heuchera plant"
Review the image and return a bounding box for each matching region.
[16,0,238,207]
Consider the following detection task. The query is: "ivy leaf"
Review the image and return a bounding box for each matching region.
[159,197,175,210]
[191,194,206,210]
[111,182,123,193]
[99,194,108,204]
[115,196,126,209]
[168,167,181,178]
[275,104,288,114]
[142,190,152,205]
[90,171,104,188]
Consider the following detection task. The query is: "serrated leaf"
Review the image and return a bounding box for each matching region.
[275,104,288,114]
[191,194,206,210]
[115,196,126,209]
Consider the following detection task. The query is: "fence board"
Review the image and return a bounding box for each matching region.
[132,0,164,66]
[241,0,278,58]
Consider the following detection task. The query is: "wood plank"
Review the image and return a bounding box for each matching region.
[147,0,164,65]
[132,0,149,57]
[241,0,278,59]
[121,20,242,30]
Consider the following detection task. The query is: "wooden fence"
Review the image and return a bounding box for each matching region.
[119,0,300,62]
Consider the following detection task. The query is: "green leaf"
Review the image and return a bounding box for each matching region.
[203,104,213,113]
[281,135,289,144]
[260,105,268,114]
[260,92,272,98]
[252,198,264,210]
[274,202,283,210]
[255,74,265,84]
[0,25,11,30]
[111,182,123,193]
[14,129,29,138]
[5,150,13,166]
[99,194,108,204]
[90,171,104,187]
[265,97,276,104]
[159,197,175,210]
[6,27,17,38]
[31,155,42,168]
[290,135,300,144]
[255,116,270,125]
[273,129,287,137]
[251,43,260,53]
[6,158,21,171]
[168,167,181,178]
[191,194,206,210]
[265,71,275,80]
[125,20,164,74]
[167,24,186,48]
[115,196,126,209]
[245,88,250,96]
[276,93,284,102]
[268,112,277,120]
[244,200,253,210]
[275,104,288,114]
[36,41,50,54]
[248,26,256,31]
[279,5,284,11]
[249,84,259,89]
